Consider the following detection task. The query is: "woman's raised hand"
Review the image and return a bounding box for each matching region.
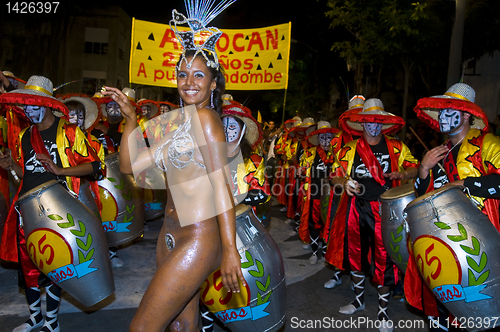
[101,86,136,121]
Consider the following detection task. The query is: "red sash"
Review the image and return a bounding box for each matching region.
[30,125,50,158]
[442,140,460,181]
[317,146,332,164]
[356,136,386,187]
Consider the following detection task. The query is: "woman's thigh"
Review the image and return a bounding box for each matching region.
[131,224,222,332]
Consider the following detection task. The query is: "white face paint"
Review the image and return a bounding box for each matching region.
[222,116,242,143]
[363,122,383,137]
[318,133,333,151]
[107,101,121,117]
[68,109,85,129]
[439,109,462,133]
[23,105,46,124]
[141,105,151,118]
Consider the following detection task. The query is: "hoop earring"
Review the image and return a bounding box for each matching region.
[210,90,214,109]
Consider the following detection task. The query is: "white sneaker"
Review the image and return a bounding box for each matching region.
[109,250,124,268]
[339,302,365,315]
[280,206,287,212]
[288,230,298,236]
[324,277,342,289]
[309,254,318,265]
[302,243,311,250]
[13,320,44,332]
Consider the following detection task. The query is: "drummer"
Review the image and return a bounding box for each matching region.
[285,117,316,236]
[92,88,147,153]
[60,94,126,269]
[0,75,105,332]
[221,96,271,210]
[325,98,418,332]
[200,96,272,332]
[298,121,338,264]
[405,82,500,330]
[273,116,301,209]
[323,95,361,288]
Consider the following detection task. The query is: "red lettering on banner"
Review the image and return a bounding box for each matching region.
[224,70,283,84]
[162,52,176,68]
[217,33,230,52]
[219,57,253,71]
[154,69,165,82]
[247,32,264,52]
[243,59,253,70]
[233,33,245,52]
[266,29,278,50]
[137,63,147,78]
[166,70,176,81]
[230,59,242,70]
[159,29,180,49]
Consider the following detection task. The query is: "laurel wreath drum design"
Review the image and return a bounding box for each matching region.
[200,205,286,332]
[405,186,500,331]
[18,180,114,307]
[380,183,415,273]
[97,152,145,247]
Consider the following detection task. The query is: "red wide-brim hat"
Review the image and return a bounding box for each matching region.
[414,97,488,132]
[0,75,69,119]
[341,99,404,136]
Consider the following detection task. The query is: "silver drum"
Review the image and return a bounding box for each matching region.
[97,152,145,247]
[140,168,166,221]
[405,185,500,331]
[200,204,286,332]
[17,180,114,307]
[380,183,414,273]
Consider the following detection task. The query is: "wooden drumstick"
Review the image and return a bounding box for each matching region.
[0,149,19,181]
[409,126,446,173]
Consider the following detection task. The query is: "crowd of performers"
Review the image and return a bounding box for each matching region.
[269,83,500,332]
[0,68,274,332]
[1,7,500,332]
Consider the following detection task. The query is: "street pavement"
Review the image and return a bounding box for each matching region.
[0,197,435,332]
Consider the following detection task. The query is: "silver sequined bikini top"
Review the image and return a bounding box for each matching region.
[154,115,205,172]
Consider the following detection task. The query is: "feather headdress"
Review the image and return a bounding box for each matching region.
[170,0,236,70]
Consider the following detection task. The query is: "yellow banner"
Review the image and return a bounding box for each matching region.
[129,19,291,90]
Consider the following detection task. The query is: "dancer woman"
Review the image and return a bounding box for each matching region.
[101,7,244,332]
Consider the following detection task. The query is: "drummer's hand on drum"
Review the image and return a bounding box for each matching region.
[101,86,136,122]
[220,246,246,293]
[419,145,449,179]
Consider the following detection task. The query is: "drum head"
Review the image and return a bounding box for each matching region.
[380,183,415,200]
[17,180,63,203]
[405,185,462,210]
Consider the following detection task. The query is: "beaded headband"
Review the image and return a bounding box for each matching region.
[170,0,236,70]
